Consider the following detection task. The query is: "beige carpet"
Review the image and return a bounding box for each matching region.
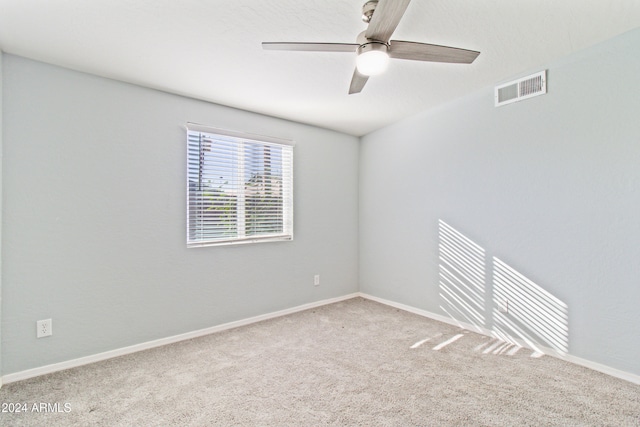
[1,297,639,426]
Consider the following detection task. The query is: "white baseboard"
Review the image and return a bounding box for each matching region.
[4,292,639,387]
[357,292,640,385]
[2,293,360,385]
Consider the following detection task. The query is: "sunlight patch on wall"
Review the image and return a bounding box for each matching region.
[492,257,569,355]
[437,219,570,358]
[438,220,486,330]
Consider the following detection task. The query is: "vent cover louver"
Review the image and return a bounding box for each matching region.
[495,70,546,107]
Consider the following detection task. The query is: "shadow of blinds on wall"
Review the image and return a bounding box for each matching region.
[438,219,569,356]
[492,257,569,355]
[438,220,486,331]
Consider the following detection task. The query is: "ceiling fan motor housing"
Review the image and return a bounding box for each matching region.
[357,41,388,56]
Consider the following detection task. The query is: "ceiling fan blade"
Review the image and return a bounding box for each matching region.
[262,42,359,52]
[388,40,480,63]
[349,68,369,94]
[365,0,412,43]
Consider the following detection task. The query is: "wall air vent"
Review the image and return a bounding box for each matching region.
[495,70,546,107]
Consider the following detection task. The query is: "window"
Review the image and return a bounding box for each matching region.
[186,123,294,247]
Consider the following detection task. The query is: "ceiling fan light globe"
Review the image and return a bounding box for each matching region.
[356,43,389,76]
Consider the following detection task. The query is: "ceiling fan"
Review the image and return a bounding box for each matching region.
[262,0,480,94]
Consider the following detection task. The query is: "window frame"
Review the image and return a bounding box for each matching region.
[186,123,294,248]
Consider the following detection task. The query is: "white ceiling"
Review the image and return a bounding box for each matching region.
[1,1,640,136]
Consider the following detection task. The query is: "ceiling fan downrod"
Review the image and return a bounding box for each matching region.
[361,1,378,23]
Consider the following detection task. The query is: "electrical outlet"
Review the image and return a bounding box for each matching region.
[314,274,320,286]
[498,299,509,314]
[37,319,53,338]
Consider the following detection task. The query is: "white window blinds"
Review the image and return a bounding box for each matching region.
[187,123,294,247]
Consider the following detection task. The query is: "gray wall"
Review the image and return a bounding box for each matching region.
[0,51,3,385]
[1,55,359,375]
[360,28,640,375]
